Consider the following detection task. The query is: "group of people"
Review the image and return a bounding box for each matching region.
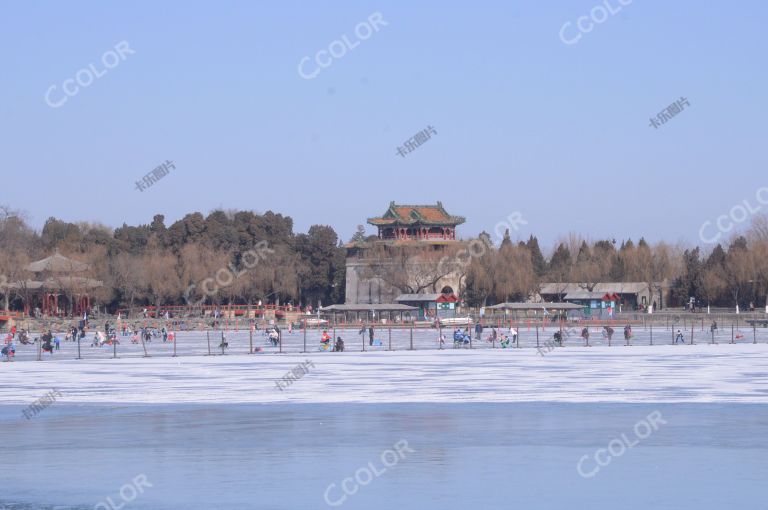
[576,325,630,343]
[447,325,521,349]
[3,327,60,360]
[452,328,471,348]
[6,327,33,345]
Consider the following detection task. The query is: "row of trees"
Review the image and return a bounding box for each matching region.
[461,220,768,308]
[2,206,768,313]
[0,207,345,314]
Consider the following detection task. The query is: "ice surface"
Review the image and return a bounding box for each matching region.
[3,343,767,510]
[0,403,766,510]
[1,344,767,404]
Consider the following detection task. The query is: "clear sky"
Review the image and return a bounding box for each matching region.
[2,1,767,250]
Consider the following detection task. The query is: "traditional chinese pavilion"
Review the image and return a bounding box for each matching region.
[367,202,465,241]
[345,202,466,304]
[14,251,102,317]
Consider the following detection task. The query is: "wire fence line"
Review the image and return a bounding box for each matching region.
[4,319,768,363]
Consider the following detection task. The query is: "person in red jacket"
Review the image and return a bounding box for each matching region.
[321,330,331,348]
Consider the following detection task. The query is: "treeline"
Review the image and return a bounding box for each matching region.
[462,215,768,309]
[2,205,768,313]
[0,206,346,312]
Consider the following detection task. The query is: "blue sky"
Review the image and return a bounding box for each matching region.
[1,0,766,250]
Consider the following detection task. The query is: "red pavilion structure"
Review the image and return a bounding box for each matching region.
[366,201,465,241]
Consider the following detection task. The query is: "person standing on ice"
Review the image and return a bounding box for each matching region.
[368,326,374,346]
[509,326,518,344]
[474,322,482,340]
[581,327,590,342]
[675,330,685,344]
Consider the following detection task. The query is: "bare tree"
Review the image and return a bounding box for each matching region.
[178,243,232,306]
[496,244,536,302]
[138,247,183,311]
[111,253,145,312]
[0,249,30,310]
[747,213,768,244]
[0,205,34,311]
[363,244,462,295]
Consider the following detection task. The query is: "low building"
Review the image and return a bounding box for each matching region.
[395,292,459,320]
[562,291,621,318]
[319,303,418,324]
[486,302,583,320]
[538,282,669,312]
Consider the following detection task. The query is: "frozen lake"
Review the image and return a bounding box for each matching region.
[0,403,766,510]
[2,347,766,509]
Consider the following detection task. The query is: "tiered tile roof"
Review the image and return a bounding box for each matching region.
[367,201,465,227]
